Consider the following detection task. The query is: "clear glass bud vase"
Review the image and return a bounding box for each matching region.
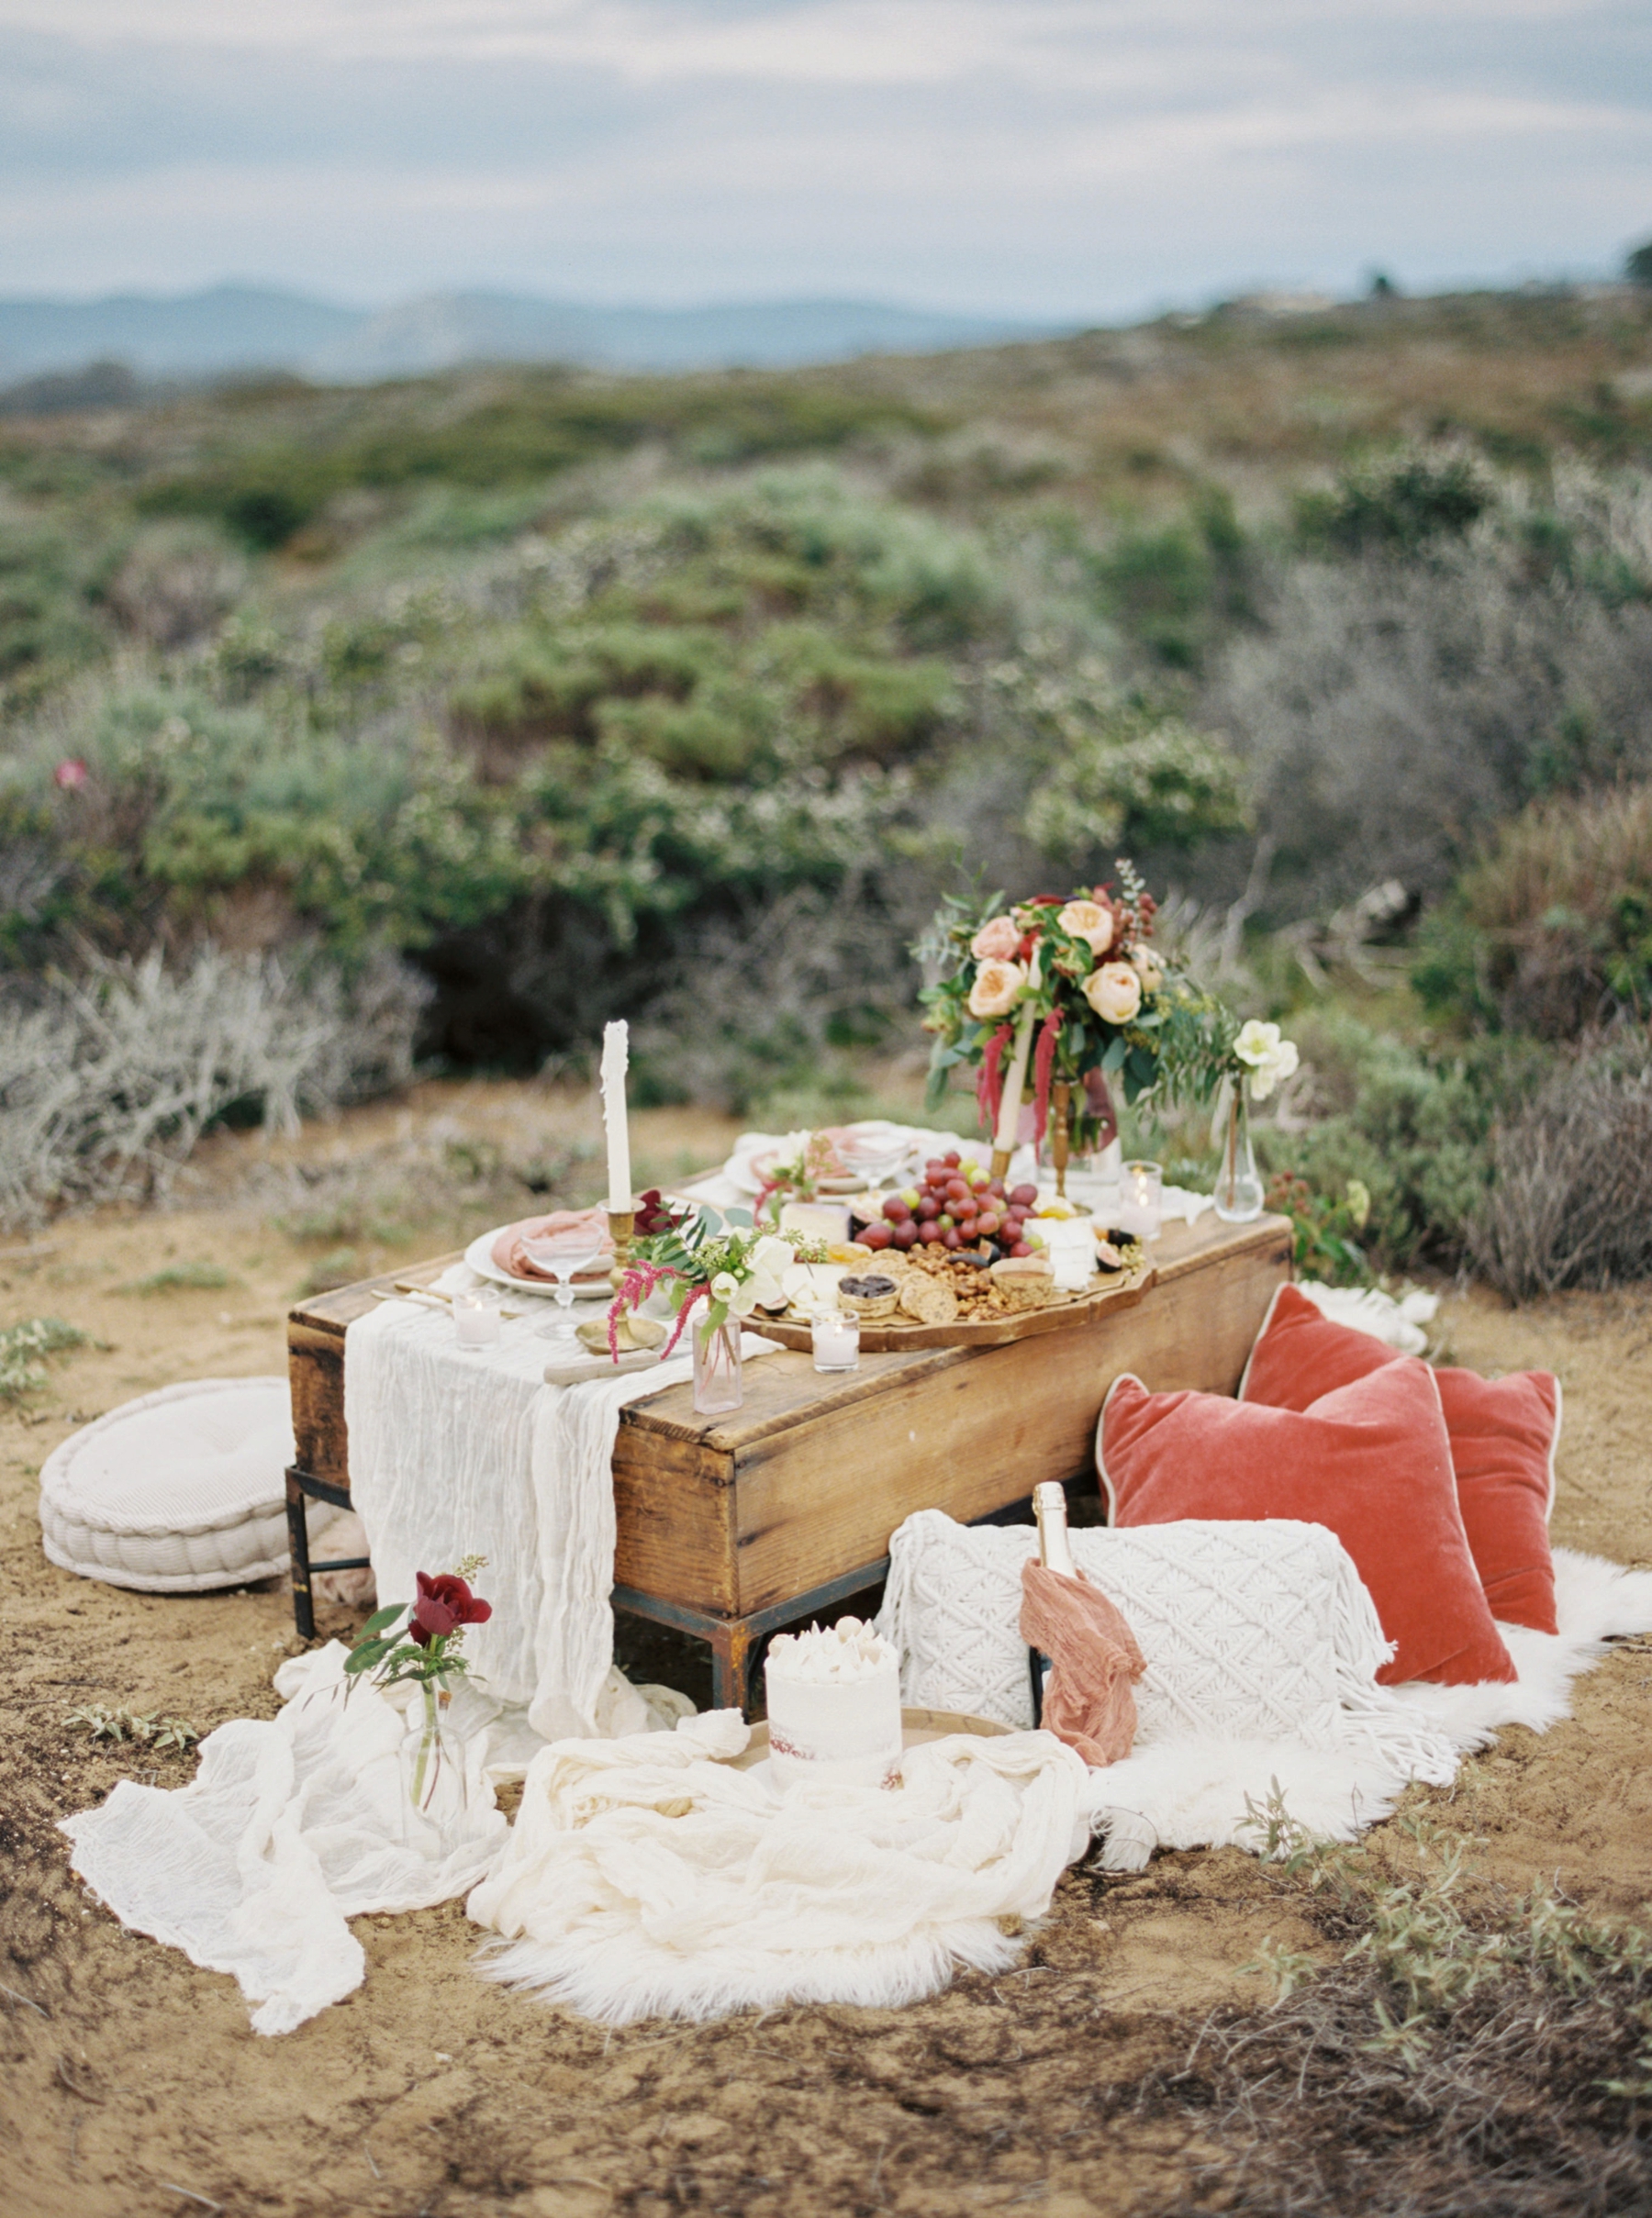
[692,1317,743,1416]
[1213,1087,1265,1222]
[398,1679,463,1837]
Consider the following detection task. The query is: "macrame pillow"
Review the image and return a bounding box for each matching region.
[1101,1365,1516,1686]
[1239,1282,1561,1634]
[878,1509,1398,1749]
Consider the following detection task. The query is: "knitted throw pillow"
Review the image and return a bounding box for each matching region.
[879,1509,1400,1746]
[1101,1365,1517,1686]
[1238,1282,1561,1634]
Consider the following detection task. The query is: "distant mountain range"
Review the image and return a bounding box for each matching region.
[0,284,1064,390]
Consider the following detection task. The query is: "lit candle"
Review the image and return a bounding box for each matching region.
[993,1002,1038,1159]
[453,1287,502,1348]
[811,1310,860,1373]
[600,1020,631,1215]
[1115,1159,1163,1242]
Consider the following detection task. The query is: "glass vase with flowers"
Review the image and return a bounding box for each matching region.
[917,860,1230,1190]
[346,1558,492,1829]
[604,1206,830,1414]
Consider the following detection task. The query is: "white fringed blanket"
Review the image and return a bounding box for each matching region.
[469,1710,1090,2024]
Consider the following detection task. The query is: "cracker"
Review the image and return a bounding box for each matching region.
[899,1273,958,1326]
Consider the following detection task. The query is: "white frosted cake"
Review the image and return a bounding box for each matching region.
[763,1617,904,1791]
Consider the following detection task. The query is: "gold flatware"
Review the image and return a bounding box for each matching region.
[372,1285,530,1321]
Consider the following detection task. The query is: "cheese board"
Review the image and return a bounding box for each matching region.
[742,1254,1155,1351]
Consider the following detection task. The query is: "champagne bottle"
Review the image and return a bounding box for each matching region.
[1028,1480,1074,1722]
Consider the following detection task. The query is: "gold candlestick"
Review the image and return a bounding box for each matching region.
[1052,1081,1070,1198]
[607,1203,636,1288]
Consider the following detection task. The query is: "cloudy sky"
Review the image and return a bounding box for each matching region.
[2,0,1649,317]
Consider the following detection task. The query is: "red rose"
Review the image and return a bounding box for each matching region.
[407,1569,492,1647]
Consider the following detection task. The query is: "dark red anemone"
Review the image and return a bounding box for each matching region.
[407,1570,492,1647]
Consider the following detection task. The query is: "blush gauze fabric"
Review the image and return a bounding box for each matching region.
[1240,1283,1560,1633]
[1018,1561,1144,1766]
[1100,1365,1517,1687]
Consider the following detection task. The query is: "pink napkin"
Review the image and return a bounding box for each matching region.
[1019,1560,1145,1767]
[489,1208,613,1283]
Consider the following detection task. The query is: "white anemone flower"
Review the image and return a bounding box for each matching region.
[1233,1019,1300,1101]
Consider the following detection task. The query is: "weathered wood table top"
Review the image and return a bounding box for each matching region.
[286,1209,1291,1707]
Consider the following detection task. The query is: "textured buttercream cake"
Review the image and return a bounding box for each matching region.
[763,1617,904,1790]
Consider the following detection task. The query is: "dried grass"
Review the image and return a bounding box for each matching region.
[0,945,428,1230]
[1458,783,1652,1038]
[1469,1042,1652,1298]
[1142,1800,1652,2217]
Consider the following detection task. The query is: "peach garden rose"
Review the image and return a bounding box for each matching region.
[1056,898,1115,956]
[1082,961,1143,1024]
[967,958,1027,1020]
[969,915,1022,963]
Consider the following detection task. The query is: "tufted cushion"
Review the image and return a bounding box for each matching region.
[879,1509,1400,1747]
[1239,1282,1561,1633]
[39,1377,337,1593]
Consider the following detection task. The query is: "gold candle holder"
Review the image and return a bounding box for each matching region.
[607,1203,636,1288]
[1051,1080,1071,1198]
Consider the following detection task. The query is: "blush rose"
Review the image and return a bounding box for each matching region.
[969,915,1022,963]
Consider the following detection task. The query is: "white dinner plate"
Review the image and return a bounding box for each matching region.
[463,1230,614,1300]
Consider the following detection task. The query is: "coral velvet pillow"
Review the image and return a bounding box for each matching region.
[1240,1283,1560,1634]
[1099,1364,1517,1687]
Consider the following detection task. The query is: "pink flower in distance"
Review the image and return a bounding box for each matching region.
[54,759,89,791]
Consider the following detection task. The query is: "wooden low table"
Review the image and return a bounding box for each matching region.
[285,1211,1291,1713]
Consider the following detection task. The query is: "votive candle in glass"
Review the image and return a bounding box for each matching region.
[810,1310,860,1373]
[1115,1159,1164,1242]
[453,1287,502,1348]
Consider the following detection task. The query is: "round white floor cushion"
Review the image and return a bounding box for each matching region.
[39,1377,338,1593]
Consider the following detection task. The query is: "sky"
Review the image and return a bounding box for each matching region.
[1,0,1649,319]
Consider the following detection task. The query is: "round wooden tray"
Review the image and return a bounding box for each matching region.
[742,1256,1155,1352]
[730,1705,1010,1768]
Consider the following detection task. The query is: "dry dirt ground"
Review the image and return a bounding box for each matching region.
[2,1082,1649,2218]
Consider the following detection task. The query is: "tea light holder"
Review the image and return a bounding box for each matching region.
[1114,1159,1164,1242]
[453,1286,503,1348]
[810,1310,860,1373]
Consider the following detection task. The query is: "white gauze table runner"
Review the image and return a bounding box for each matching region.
[344,1280,775,1740]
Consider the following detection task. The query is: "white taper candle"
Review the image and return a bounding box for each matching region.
[993,1001,1038,1157]
[600,1020,631,1213]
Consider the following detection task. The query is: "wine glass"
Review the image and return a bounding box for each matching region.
[521,1231,606,1311]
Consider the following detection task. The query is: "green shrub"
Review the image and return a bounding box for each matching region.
[1300,451,1494,556]
[1416,784,1652,1038]
[1257,1010,1540,1267]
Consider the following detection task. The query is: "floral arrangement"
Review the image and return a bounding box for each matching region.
[347,1557,492,1809]
[753,1131,844,1222]
[607,1204,826,1356]
[347,1560,492,1691]
[919,861,1228,1151]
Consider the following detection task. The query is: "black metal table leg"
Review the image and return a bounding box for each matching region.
[611,1555,891,1721]
[285,1466,372,1639]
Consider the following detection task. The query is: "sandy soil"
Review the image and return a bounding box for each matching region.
[3,1087,1649,2218]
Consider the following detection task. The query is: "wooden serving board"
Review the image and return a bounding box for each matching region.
[742,1257,1155,1351]
[729,1706,1010,1767]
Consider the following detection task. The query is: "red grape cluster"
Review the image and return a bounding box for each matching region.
[859,1150,1043,1260]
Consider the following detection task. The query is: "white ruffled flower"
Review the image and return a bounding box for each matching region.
[1233,1019,1300,1101]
